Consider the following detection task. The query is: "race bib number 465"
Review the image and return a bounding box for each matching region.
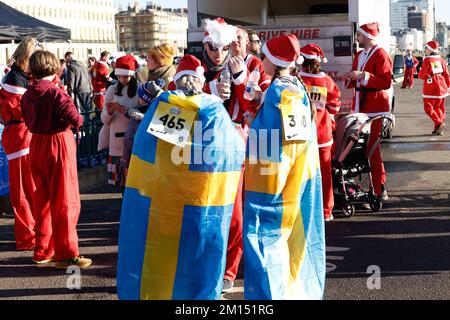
[147,102,196,147]
[281,98,312,142]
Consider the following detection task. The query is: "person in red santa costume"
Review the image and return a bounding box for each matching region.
[298,43,341,222]
[418,40,450,135]
[21,50,91,268]
[220,25,274,293]
[0,37,39,251]
[344,22,392,202]
[92,51,112,111]
[402,50,419,89]
[196,18,248,293]
[230,25,272,126]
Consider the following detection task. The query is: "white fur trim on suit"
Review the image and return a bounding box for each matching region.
[233,65,248,86]
[1,83,26,95]
[262,43,295,68]
[318,140,334,149]
[299,71,326,78]
[423,93,449,99]
[6,148,29,160]
[115,68,136,76]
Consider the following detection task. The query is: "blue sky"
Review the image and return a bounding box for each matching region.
[436,0,450,24]
[114,0,450,23]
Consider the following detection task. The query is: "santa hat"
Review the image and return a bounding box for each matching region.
[173,54,205,84]
[426,40,440,53]
[115,55,139,76]
[357,22,380,40]
[300,43,328,63]
[262,34,303,68]
[202,18,237,48]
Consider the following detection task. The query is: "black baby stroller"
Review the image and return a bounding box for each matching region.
[332,113,393,218]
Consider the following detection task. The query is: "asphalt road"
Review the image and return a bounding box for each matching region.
[1,79,450,300]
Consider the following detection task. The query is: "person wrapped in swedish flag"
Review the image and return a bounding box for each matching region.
[116,54,245,300]
[244,34,326,300]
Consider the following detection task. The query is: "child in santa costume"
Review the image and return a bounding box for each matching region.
[0,37,38,251]
[21,50,91,268]
[418,40,450,135]
[299,43,341,222]
[101,55,140,186]
[344,22,393,202]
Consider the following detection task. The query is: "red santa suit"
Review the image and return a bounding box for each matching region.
[21,78,84,262]
[92,60,110,110]
[345,42,393,197]
[402,55,419,89]
[201,61,249,284]
[300,70,341,220]
[0,63,36,250]
[418,54,450,129]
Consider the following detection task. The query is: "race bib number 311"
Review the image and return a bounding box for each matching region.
[147,103,196,147]
[281,99,312,142]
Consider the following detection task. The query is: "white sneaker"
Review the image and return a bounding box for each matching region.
[325,214,334,222]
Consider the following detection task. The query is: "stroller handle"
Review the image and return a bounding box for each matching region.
[336,114,393,164]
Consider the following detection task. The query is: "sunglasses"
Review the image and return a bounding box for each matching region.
[206,42,230,52]
[250,39,261,44]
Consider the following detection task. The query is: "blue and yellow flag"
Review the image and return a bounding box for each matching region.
[244,78,326,300]
[117,91,245,300]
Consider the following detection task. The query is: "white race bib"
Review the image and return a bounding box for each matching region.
[281,94,312,142]
[431,61,444,74]
[147,102,196,147]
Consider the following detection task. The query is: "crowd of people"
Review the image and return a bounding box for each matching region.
[0,16,449,300]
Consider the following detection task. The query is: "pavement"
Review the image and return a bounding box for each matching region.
[1,79,450,300]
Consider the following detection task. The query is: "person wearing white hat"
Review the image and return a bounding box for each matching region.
[344,22,392,202]
[299,43,341,222]
[418,40,450,135]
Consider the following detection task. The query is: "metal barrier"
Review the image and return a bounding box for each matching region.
[75,110,108,168]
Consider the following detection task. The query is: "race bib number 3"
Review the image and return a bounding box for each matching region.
[281,99,312,142]
[147,103,196,147]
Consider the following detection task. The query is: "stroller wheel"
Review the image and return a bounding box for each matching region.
[341,203,355,218]
[370,198,383,212]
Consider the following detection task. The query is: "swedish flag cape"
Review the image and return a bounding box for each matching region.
[117,91,245,300]
[244,78,326,300]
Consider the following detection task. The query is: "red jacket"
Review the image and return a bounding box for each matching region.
[0,63,31,158]
[21,79,83,134]
[346,46,393,117]
[91,60,110,94]
[300,71,341,148]
[418,55,450,99]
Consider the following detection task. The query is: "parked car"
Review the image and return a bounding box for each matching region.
[392,54,405,83]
